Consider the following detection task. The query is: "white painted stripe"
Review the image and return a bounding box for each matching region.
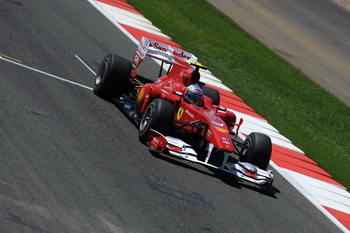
[0,56,93,91]
[97,4,160,31]
[201,79,233,92]
[269,163,350,233]
[239,123,304,153]
[96,2,153,24]
[237,115,278,132]
[232,109,305,153]
[272,138,304,154]
[96,2,171,40]
[290,171,350,211]
[228,108,268,123]
[75,54,97,75]
[201,69,213,76]
[200,72,222,83]
[308,189,350,214]
[105,13,163,35]
[200,77,224,86]
[237,126,304,155]
[240,124,292,143]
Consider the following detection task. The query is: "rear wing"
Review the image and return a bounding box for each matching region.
[131,37,198,76]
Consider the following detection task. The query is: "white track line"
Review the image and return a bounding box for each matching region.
[0,56,93,91]
[75,54,97,75]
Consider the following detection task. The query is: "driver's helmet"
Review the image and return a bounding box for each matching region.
[184,84,203,106]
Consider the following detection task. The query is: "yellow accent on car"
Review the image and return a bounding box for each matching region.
[177,107,184,120]
[215,126,227,133]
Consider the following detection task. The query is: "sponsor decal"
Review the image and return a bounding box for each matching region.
[177,107,184,120]
[152,136,159,143]
[166,138,183,147]
[132,54,140,67]
[222,137,230,145]
[175,51,191,60]
[207,130,212,137]
[149,40,192,60]
[167,145,183,152]
[134,54,140,63]
[244,170,257,178]
[132,53,142,71]
[257,169,270,177]
[137,37,150,59]
[152,42,168,52]
[215,126,227,133]
[185,109,195,118]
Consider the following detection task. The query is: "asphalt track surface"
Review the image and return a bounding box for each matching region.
[207,0,350,108]
[0,0,343,232]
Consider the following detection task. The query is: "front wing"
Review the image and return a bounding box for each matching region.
[147,129,274,190]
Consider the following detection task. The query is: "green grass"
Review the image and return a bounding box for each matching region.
[127,0,350,190]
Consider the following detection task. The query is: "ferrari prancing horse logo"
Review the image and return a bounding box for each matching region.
[177,107,184,120]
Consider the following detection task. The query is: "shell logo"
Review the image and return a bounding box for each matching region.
[215,126,227,133]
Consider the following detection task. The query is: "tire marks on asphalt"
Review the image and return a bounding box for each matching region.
[140,175,214,210]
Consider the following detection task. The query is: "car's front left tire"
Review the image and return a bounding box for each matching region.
[138,98,174,142]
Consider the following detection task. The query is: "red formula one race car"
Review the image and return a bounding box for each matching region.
[94,37,274,190]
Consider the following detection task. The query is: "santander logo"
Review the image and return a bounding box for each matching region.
[151,42,191,60]
[152,42,167,52]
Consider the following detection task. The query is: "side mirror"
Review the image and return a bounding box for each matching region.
[174,91,183,96]
[218,106,227,112]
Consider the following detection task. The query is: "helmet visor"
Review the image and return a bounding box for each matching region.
[188,92,202,105]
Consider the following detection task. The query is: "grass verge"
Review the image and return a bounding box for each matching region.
[127,0,350,190]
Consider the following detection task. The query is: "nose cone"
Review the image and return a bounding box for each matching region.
[207,121,234,152]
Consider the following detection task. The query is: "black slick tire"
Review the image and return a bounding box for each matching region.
[138,98,174,142]
[202,86,220,105]
[93,53,132,99]
[240,132,272,170]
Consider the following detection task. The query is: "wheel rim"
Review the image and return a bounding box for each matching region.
[243,140,249,156]
[240,140,249,161]
[95,62,107,86]
[140,105,153,132]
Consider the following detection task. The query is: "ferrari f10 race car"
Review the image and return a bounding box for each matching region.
[93,37,274,190]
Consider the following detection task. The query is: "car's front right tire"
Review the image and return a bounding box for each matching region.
[240,132,272,170]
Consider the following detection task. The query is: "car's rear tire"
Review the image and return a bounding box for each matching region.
[138,98,174,142]
[240,132,272,170]
[202,86,220,105]
[93,53,132,99]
